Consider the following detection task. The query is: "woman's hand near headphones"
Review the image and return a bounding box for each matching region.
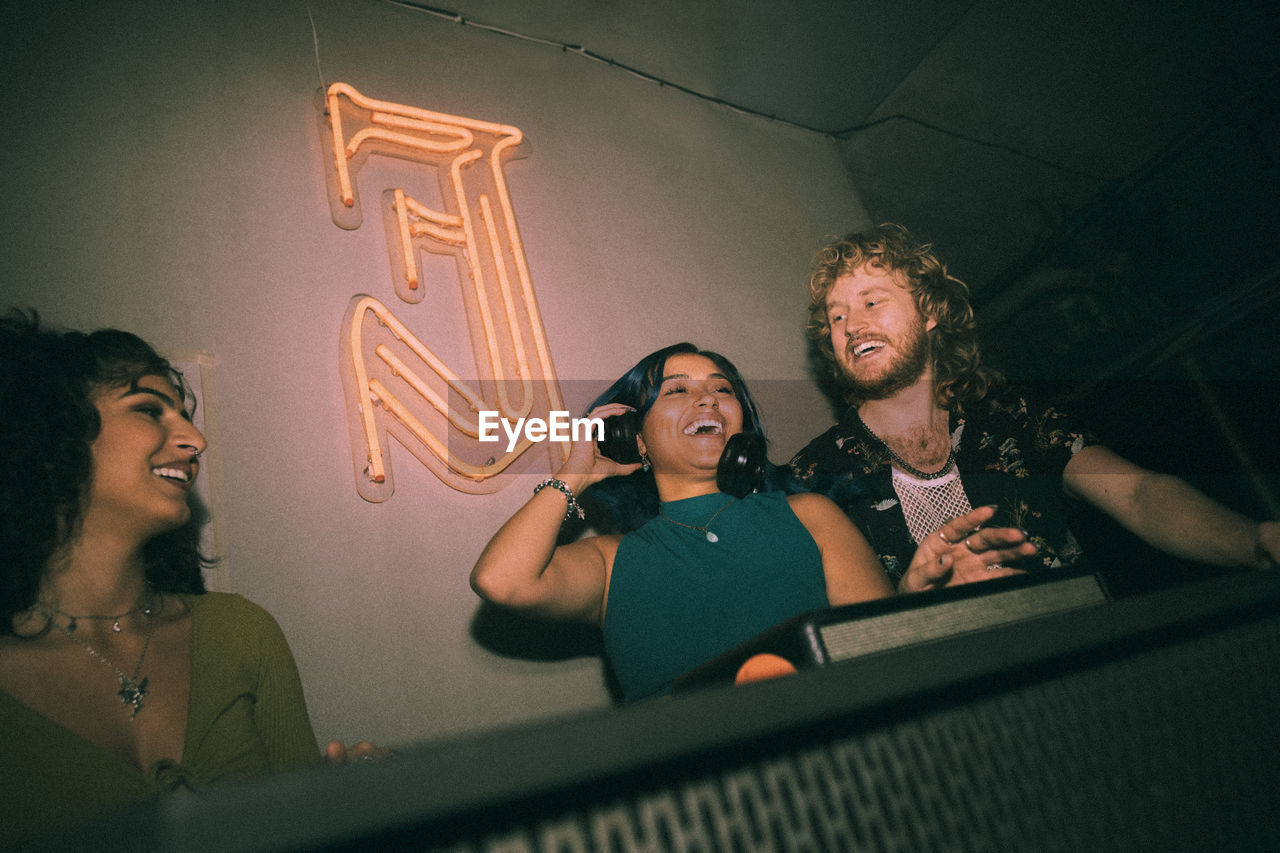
[554,403,643,495]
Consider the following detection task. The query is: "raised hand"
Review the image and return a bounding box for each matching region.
[555,403,644,491]
[899,505,1039,593]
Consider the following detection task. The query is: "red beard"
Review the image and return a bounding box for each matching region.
[840,314,930,400]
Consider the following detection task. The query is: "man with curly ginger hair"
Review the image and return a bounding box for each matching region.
[789,223,1278,590]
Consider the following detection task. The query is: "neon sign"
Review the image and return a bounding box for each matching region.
[322,83,567,499]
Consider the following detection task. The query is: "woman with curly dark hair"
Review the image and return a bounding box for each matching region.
[0,313,211,628]
[0,311,377,846]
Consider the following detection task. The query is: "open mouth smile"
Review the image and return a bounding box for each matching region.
[683,417,724,436]
[153,466,193,486]
[850,340,886,359]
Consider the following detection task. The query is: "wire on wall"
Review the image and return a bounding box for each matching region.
[377,0,819,129]
[376,0,1099,182]
[306,2,327,91]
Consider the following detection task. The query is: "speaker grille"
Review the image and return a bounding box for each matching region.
[399,613,1279,852]
[817,573,1108,662]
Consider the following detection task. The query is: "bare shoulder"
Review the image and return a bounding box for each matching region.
[595,532,625,549]
[553,533,626,594]
[576,534,624,624]
[558,532,623,559]
[581,533,624,564]
[787,492,857,545]
[786,491,842,522]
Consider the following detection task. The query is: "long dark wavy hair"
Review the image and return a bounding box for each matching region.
[805,223,1002,409]
[1,310,209,635]
[576,342,778,535]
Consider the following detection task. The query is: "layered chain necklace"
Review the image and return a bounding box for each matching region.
[42,599,150,633]
[44,591,157,719]
[855,412,955,481]
[657,498,735,543]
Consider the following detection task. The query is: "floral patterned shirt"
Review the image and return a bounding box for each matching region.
[788,392,1097,585]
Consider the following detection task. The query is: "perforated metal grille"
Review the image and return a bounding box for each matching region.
[816,573,1107,661]
[408,615,1280,853]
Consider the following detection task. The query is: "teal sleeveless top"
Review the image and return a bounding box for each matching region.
[602,490,828,702]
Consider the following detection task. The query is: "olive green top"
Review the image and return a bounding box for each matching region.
[0,592,321,847]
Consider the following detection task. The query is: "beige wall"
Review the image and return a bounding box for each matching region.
[0,0,869,747]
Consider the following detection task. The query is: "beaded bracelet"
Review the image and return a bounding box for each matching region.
[534,477,585,522]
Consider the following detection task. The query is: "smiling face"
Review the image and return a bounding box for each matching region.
[825,263,936,400]
[636,353,744,485]
[82,374,207,543]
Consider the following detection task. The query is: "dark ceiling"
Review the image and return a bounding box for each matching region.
[443,0,1279,383]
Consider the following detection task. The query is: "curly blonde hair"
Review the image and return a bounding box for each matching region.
[806,223,1000,409]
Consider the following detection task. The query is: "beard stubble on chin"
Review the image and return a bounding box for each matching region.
[840,317,931,401]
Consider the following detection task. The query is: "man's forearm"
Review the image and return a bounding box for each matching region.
[1127,471,1264,567]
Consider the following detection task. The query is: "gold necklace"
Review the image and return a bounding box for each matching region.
[657,498,735,543]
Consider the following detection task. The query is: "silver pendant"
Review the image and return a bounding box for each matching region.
[118,675,149,719]
[705,530,719,543]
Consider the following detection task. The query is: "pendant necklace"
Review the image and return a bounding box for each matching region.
[658,498,734,543]
[49,593,157,719]
[42,600,150,633]
[855,412,955,481]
